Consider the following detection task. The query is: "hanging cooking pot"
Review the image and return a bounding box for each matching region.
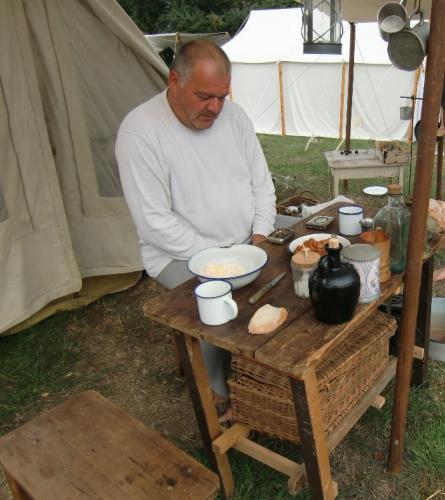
[377,0,408,35]
[388,11,429,71]
[414,119,441,143]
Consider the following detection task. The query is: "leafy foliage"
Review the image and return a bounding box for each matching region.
[117,0,301,35]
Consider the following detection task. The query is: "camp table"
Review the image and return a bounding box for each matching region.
[324,149,408,198]
[143,202,436,499]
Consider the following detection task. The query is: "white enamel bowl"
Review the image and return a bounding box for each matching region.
[187,244,268,290]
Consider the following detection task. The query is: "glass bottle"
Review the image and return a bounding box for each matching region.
[373,184,410,273]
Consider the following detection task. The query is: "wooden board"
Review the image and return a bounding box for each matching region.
[0,391,219,500]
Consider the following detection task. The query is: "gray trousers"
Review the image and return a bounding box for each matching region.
[156,213,299,397]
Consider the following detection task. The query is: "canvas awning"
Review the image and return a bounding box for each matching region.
[342,0,432,22]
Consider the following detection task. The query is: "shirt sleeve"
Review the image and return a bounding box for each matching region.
[115,131,213,260]
[235,106,277,236]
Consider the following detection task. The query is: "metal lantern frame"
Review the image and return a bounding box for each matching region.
[302,0,343,54]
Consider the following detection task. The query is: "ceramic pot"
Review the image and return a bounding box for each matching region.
[341,244,381,303]
[309,243,360,324]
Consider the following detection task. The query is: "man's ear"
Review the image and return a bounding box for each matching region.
[169,70,180,89]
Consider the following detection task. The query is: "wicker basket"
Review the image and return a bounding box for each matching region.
[276,190,320,216]
[229,311,396,443]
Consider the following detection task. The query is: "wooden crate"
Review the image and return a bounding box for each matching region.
[229,311,396,443]
[375,141,409,164]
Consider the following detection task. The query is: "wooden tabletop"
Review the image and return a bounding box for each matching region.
[324,149,396,169]
[144,203,404,379]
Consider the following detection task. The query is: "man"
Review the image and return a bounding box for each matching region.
[116,40,278,421]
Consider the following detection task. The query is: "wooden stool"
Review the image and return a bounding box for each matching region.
[0,390,219,499]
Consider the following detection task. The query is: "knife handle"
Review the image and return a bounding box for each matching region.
[248,283,273,304]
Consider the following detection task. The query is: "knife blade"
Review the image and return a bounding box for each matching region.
[248,271,287,305]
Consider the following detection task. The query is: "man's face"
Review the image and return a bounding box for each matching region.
[168,59,231,130]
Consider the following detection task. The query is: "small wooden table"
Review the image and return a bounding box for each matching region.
[325,149,407,197]
[143,203,433,499]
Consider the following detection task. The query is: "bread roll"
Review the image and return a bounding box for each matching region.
[248,304,288,334]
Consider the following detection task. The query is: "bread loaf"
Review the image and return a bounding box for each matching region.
[248,304,288,335]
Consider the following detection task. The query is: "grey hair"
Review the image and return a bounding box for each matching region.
[170,40,231,83]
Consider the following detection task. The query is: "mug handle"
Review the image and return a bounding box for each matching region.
[224,298,238,320]
[408,8,424,25]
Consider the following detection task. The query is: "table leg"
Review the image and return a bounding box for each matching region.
[174,333,234,497]
[333,173,339,198]
[413,255,434,386]
[289,370,336,499]
[398,164,404,189]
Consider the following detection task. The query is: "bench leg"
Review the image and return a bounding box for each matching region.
[3,469,32,500]
[290,370,336,499]
[174,333,234,497]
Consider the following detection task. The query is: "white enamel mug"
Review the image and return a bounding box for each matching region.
[195,280,238,326]
[338,205,364,236]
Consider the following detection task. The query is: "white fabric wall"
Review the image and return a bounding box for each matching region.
[283,62,343,138]
[349,65,414,140]
[231,63,281,135]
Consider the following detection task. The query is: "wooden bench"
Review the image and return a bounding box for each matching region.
[0,390,219,500]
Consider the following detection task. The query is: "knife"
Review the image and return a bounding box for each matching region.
[248,271,287,304]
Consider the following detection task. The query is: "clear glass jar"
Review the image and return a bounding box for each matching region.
[373,184,410,273]
[291,251,319,298]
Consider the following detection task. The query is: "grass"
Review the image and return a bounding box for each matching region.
[1,134,445,499]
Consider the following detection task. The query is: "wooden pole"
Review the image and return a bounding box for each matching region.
[407,67,422,145]
[436,136,444,199]
[343,23,356,192]
[338,63,347,140]
[388,0,445,473]
[344,23,355,152]
[278,62,286,136]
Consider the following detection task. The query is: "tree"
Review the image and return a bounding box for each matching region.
[117,0,300,35]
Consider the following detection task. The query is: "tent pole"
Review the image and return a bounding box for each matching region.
[344,22,355,152]
[278,62,286,136]
[387,0,445,473]
[343,22,356,192]
[338,63,347,140]
[436,136,444,199]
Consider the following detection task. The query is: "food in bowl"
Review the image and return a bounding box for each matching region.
[199,262,247,278]
[188,244,268,290]
[293,237,329,256]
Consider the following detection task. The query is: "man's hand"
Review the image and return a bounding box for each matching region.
[251,234,266,245]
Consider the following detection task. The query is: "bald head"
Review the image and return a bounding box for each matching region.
[170,40,231,84]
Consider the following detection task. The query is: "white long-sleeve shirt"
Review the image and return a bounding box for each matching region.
[116,90,276,277]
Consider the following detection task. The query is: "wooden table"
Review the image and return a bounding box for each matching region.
[143,203,433,499]
[325,149,407,197]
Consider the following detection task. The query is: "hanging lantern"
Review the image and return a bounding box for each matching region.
[302,0,343,54]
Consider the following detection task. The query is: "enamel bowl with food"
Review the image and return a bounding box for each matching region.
[187,244,268,290]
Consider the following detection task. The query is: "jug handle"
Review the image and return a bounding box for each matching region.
[400,0,407,7]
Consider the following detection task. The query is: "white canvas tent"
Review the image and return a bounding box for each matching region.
[146,32,230,53]
[0,0,167,335]
[223,8,421,140]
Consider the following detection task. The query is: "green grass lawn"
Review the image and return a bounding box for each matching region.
[1,134,444,499]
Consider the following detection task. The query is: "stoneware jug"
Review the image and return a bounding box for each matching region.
[309,242,360,325]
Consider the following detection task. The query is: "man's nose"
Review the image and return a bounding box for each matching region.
[206,97,223,114]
